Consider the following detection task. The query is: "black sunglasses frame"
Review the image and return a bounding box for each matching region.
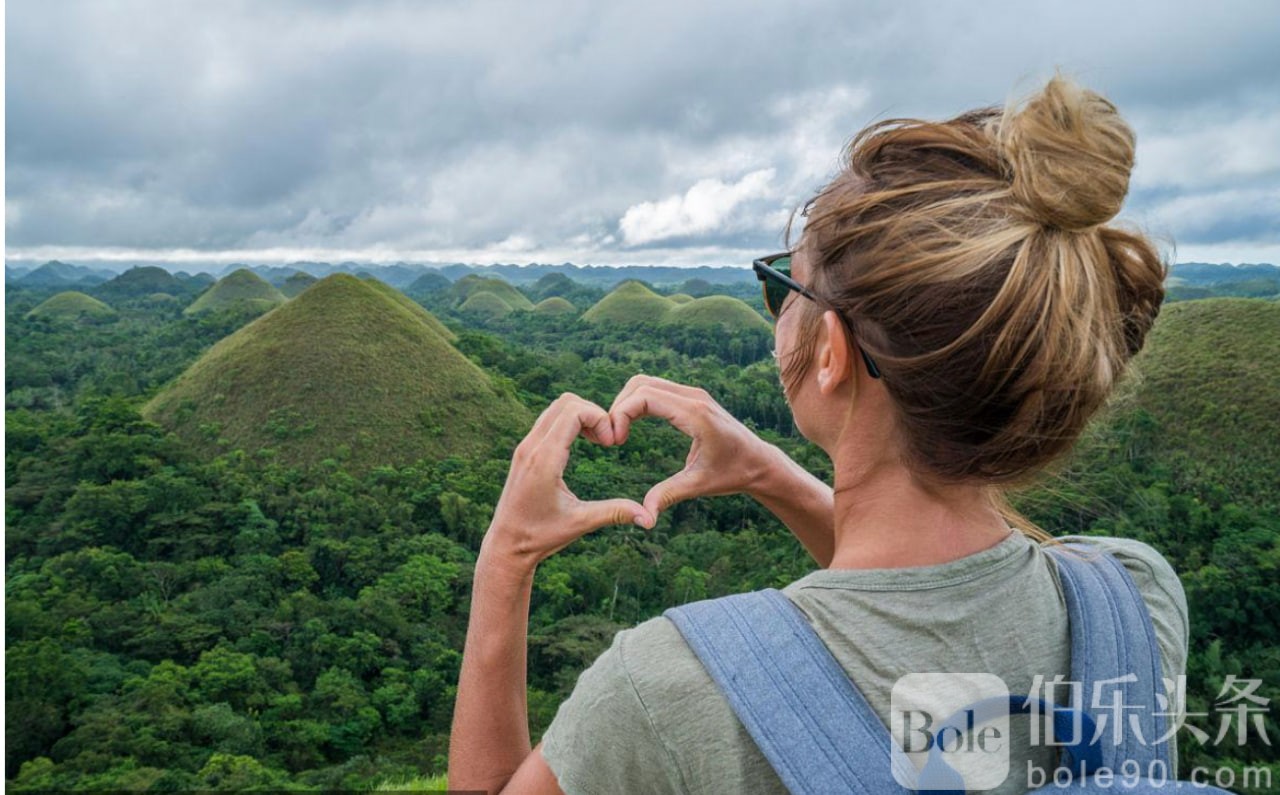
[753,252,882,380]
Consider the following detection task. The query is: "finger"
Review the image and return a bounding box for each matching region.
[609,374,709,420]
[541,395,615,451]
[573,498,655,531]
[609,385,704,445]
[643,470,702,519]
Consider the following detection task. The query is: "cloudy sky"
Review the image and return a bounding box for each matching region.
[6,0,1279,268]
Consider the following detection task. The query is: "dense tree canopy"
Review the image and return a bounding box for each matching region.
[5,281,1276,790]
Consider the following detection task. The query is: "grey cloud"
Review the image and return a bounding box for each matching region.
[6,0,1279,262]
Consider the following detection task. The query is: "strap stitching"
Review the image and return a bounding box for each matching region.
[721,595,876,795]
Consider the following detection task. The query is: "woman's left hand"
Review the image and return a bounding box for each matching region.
[483,392,655,570]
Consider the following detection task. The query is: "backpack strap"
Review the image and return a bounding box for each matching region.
[665,545,1173,793]
[1046,543,1172,771]
[664,589,919,795]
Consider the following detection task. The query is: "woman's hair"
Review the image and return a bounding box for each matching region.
[782,75,1166,495]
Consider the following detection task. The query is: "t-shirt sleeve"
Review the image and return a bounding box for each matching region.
[539,623,684,795]
[1061,535,1190,767]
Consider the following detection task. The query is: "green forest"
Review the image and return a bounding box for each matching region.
[5,265,1278,791]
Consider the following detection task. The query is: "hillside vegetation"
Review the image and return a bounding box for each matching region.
[533,297,576,315]
[94,266,187,301]
[584,281,769,332]
[458,291,514,321]
[184,269,287,316]
[1078,298,1280,506]
[280,271,318,297]
[446,275,534,311]
[146,274,529,472]
[25,291,117,324]
[582,281,676,324]
[663,295,771,331]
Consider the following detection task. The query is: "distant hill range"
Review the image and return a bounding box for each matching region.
[144,274,530,472]
[10,260,113,288]
[1167,262,1280,301]
[8,258,1277,299]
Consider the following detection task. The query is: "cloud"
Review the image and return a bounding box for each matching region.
[5,0,1279,265]
[619,169,776,246]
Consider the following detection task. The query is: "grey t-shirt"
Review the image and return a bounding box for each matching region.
[540,532,1189,794]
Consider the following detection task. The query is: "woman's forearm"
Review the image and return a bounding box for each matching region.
[749,442,836,568]
[448,543,537,794]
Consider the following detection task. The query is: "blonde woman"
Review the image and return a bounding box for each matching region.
[449,76,1185,794]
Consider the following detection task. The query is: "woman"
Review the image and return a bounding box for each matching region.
[448,75,1186,794]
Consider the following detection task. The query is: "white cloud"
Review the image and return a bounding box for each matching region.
[619,169,776,246]
[1132,111,1280,191]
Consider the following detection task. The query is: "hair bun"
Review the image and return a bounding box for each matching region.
[998,76,1136,231]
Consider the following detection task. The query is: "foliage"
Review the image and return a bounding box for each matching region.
[5,284,1277,788]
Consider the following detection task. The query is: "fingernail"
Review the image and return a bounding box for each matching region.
[634,515,650,529]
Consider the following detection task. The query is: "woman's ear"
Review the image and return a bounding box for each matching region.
[815,310,853,395]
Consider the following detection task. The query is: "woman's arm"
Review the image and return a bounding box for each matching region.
[609,375,836,568]
[748,440,836,568]
[448,394,653,793]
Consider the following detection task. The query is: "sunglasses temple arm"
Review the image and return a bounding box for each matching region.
[859,347,882,379]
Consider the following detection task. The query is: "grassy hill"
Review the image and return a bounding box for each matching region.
[145,274,531,472]
[184,269,287,316]
[459,291,514,320]
[280,271,318,298]
[667,293,695,305]
[363,278,458,342]
[1066,298,1280,509]
[406,271,452,296]
[662,295,770,331]
[582,281,674,325]
[94,266,184,300]
[25,291,118,323]
[447,275,534,311]
[533,296,576,315]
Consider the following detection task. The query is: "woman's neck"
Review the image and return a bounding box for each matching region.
[826,458,1013,570]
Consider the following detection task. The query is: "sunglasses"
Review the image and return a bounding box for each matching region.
[752,252,882,379]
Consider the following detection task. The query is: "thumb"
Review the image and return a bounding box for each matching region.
[643,470,701,521]
[575,498,654,531]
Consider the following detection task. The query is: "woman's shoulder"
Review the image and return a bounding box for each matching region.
[1050,534,1190,678]
[539,612,784,794]
[1052,535,1187,617]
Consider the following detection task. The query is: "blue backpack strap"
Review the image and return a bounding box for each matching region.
[1046,543,1172,773]
[664,589,919,795]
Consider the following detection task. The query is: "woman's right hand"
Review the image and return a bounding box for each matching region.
[608,374,775,526]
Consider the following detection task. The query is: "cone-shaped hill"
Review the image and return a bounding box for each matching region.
[145,274,531,472]
[364,278,457,342]
[280,271,318,298]
[534,296,576,315]
[459,291,514,320]
[447,275,534,311]
[662,295,771,332]
[95,266,186,300]
[26,291,118,323]
[667,293,695,305]
[582,281,675,324]
[184,269,287,316]
[406,271,452,297]
[1075,298,1280,508]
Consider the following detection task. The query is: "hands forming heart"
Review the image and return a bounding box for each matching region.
[483,374,773,570]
